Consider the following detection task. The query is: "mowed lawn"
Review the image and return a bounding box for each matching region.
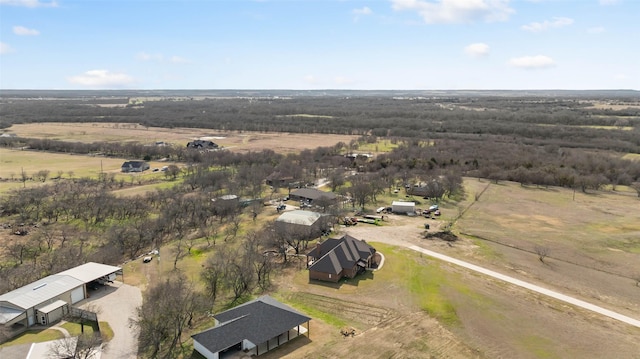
[456,179,640,272]
[0,148,172,193]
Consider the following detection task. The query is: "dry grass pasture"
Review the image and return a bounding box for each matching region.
[0,148,172,193]
[3,122,640,358]
[6,122,357,154]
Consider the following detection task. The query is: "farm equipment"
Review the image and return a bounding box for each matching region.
[357,218,381,225]
[340,217,358,226]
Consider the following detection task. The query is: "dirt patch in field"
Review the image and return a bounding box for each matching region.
[7,123,358,154]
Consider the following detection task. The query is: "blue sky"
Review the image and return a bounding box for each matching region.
[0,0,638,90]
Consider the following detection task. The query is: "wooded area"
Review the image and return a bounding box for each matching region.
[1,90,639,357]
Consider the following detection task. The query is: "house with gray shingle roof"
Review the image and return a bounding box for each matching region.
[290,188,337,204]
[306,234,377,282]
[191,296,311,358]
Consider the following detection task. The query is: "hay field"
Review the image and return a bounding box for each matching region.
[0,148,171,192]
[454,180,640,320]
[6,122,358,154]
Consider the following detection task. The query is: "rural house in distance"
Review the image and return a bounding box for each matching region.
[186,139,219,149]
[306,234,378,282]
[191,296,311,358]
[120,160,150,173]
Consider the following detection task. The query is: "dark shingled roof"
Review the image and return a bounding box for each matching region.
[308,235,376,275]
[191,296,310,354]
[290,188,337,201]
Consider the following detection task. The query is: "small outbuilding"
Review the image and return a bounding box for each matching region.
[192,296,311,358]
[391,201,415,214]
[274,210,331,240]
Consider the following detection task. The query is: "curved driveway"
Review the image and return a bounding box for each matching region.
[345,224,640,329]
[81,281,142,359]
[407,245,640,329]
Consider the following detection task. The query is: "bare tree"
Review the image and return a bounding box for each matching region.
[132,273,206,358]
[534,245,550,263]
[48,333,104,359]
[201,248,228,307]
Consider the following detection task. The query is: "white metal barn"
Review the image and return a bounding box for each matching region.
[391,201,416,214]
[0,262,121,330]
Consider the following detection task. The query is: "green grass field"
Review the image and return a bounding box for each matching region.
[0,148,178,193]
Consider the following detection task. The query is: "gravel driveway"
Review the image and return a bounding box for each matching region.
[80,281,142,359]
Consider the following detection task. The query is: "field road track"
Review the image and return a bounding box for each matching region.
[408,245,640,329]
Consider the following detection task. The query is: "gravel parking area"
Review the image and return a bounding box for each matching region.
[80,281,142,359]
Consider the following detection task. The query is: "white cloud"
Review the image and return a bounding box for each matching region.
[353,6,373,15]
[587,26,605,34]
[465,42,489,57]
[509,55,555,69]
[13,26,40,36]
[352,6,373,22]
[67,70,134,88]
[0,42,15,54]
[521,17,573,32]
[391,0,514,24]
[169,55,190,64]
[0,0,58,7]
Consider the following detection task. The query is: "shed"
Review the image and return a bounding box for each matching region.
[274,210,330,240]
[391,201,415,214]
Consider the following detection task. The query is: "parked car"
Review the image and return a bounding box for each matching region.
[143,256,153,263]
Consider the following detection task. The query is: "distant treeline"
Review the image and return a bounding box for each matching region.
[1,96,639,153]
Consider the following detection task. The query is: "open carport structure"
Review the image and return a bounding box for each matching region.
[192,296,311,358]
[0,262,122,333]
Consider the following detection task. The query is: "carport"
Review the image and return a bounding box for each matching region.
[58,262,123,287]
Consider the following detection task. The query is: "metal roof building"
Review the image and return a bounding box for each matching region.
[0,262,121,329]
[275,210,324,226]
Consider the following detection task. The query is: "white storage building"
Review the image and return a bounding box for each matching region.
[391,201,416,214]
[0,262,121,329]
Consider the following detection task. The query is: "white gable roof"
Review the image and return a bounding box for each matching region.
[0,275,83,310]
[276,210,323,226]
[57,262,121,283]
[0,262,121,314]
